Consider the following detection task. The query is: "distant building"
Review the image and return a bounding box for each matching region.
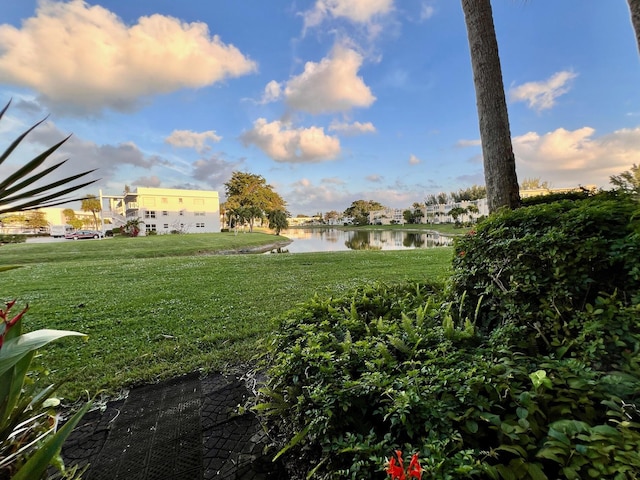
[103,187,220,235]
[419,185,597,224]
[0,207,94,235]
[287,216,323,226]
[369,208,404,225]
[423,198,489,224]
[519,185,597,199]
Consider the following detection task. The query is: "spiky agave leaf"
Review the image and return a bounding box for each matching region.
[0,100,98,214]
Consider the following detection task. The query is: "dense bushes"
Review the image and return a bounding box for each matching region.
[257,192,640,479]
[450,192,640,347]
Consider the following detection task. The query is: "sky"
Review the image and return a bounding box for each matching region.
[1,0,639,216]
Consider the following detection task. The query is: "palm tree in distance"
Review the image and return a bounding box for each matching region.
[460,0,521,213]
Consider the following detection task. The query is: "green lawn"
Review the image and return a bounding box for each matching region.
[0,233,453,401]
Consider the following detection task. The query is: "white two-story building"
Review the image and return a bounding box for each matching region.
[106,187,221,235]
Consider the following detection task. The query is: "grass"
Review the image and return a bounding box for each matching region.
[0,233,454,401]
[0,232,290,265]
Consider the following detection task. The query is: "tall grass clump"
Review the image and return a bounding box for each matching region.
[257,191,640,479]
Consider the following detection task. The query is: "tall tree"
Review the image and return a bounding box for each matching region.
[343,200,385,226]
[629,0,640,56]
[81,194,101,230]
[224,171,287,232]
[62,208,75,222]
[268,210,289,235]
[610,163,640,194]
[25,210,48,230]
[323,210,340,223]
[520,178,550,191]
[460,0,521,213]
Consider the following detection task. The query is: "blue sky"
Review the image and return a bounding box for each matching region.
[1,0,638,215]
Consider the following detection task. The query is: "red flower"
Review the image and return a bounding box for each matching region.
[0,300,29,349]
[458,250,466,257]
[407,453,423,479]
[386,450,406,480]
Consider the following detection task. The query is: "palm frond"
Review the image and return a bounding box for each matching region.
[0,100,98,214]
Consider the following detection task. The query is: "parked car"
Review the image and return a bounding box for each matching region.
[65,230,103,240]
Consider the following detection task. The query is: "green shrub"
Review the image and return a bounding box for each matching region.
[450,193,640,347]
[0,235,27,245]
[258,283,640,479]
[258,192,640,479]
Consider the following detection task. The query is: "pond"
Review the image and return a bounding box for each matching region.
[268,228,456,253]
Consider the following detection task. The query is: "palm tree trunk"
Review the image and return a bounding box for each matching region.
[629,0,640,55]
[460,0,520,212]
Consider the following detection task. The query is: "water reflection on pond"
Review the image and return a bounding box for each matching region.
[269,228,455,253]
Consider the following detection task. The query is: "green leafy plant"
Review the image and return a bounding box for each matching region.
[1,100,94,478]
[257,193,640,480]
[449,192,640,345]
[0,300,91,479]
[123,218,141,237]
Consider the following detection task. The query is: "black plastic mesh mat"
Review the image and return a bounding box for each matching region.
[201,374,286,480]
[57,372,286,480]
[85,373,203,480]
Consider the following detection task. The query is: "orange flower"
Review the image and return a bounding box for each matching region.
[386,450,406,480]
[407,453,423,479]
[0,300,29,349]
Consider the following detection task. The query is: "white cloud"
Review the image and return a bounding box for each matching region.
[283,45,376,114]
[8,120,172,189]
[321,177,346,185]
[328,120,376,135]
[303,0,394,29]
[366,174,382,182]
[133,175,162,187]
[0,0,257,113]
[420,3,435,21]
[409,154,421,165]
[455,139,482,148]
[513,125,640,186]
[165,130,222,153]
[509,71,578,112]
[287,177,350,213]
[240,118,340,163]
[260,80,282,104]
[191,156,243,191]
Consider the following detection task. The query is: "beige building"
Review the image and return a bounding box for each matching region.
[105,187,220,235]
[369,208,405,225]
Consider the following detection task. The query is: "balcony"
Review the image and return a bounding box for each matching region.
[126,202,139,210]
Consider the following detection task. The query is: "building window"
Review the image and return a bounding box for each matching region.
[163,224,169,229]
[194,211,205,216]
[145,224,157,232]
[162,211,168,216]
[180,223,184,228]
[196,223,205,228]
[178,198,183,204]
[179,210,184,216]
[145,210,156,218]
[161,198,168,204]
